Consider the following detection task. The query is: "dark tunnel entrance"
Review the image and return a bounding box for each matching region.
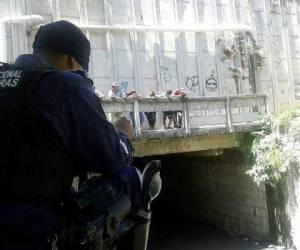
[133,149,273,250]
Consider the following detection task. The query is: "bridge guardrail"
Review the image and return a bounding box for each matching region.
[101,94,268,138]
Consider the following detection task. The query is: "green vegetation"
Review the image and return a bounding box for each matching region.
[247,109,299,187]
[217,31,265,80]
[278,108,297,134]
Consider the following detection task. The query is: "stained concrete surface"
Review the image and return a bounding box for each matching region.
[133,156,288,250]
[147,211,288,250]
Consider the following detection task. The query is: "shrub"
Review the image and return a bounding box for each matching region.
[247,109,299,186]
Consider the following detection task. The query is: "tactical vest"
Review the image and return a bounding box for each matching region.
[0,63,75,205]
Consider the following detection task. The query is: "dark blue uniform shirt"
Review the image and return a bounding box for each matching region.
[15,54,128,176]
[0,55,142,248]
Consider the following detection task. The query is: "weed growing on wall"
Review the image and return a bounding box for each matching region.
[278,108,297,134]
[217,31,265,81]
[247,109,299,187]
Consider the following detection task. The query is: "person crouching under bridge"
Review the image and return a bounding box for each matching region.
[0,20,142,250]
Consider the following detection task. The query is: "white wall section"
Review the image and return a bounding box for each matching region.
[0,0,299,112]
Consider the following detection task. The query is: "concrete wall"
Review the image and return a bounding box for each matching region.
[133,132,242,157]
[265,173,298,248]
[265,117,300,249]
[280,167,300,249]
[155,148,270,240]
[1,0,300,113]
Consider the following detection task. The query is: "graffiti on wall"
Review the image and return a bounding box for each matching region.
[205,71,218,92]
[159,66,172,83]
[185,75,200,93]
[184,71,218,93]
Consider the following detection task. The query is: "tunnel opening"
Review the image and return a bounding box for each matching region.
[133,148,272,250]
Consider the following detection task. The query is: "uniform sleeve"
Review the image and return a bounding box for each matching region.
[118,132,134,165]
[33,72,127,176]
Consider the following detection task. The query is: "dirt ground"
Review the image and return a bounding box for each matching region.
[147,212,288,250]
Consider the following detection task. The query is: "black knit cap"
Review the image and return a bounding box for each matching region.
[33,20,90,71]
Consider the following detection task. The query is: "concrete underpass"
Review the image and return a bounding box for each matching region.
[133,149,279,250]
[2,0,300,248]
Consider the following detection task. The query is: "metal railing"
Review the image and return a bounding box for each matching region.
[101,94,268,138]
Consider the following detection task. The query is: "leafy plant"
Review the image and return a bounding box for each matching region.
[237,32,265,70]
[229,65,242,79]
[247,110,299,186]
[248,134,284,186]
[255,52,264,70]
[278,108,297,134]
[218,31,265,80]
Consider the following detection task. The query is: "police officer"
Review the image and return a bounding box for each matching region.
[0,20,142,249]
[114,117,135,164]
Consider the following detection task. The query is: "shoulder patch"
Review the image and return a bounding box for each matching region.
[0,69,24,89]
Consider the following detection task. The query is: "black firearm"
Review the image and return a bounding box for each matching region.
[62,160,161,250]
[66,177,133,250]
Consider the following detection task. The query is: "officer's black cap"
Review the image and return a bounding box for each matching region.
[33,20,90,71]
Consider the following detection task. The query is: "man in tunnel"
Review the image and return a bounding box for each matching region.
[0,20,142,249]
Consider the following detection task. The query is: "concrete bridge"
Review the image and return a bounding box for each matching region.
[101,94,268,156]
[102,93,277,244]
